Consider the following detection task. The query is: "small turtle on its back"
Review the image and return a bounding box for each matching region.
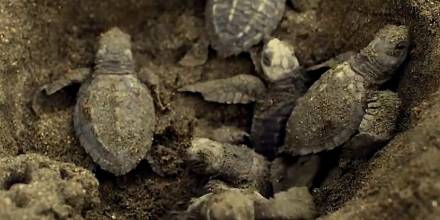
[282,25,409,157]
[206,0,286,57]
[33,28,156,176]
[251,38,310,158]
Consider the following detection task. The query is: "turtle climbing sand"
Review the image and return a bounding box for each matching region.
[282,25,409,156]
[32,27,156,176]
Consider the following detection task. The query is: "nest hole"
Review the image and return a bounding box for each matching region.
[12,0,438,219]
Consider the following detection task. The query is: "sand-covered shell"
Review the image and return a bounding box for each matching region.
[283,62,366,155]
[282,25,410,156]
[178,74,266,104]
[74,28,156,176]
[74,74,155,176]
[206,0,286,57]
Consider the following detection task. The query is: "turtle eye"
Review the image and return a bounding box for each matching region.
[262,52,272,67]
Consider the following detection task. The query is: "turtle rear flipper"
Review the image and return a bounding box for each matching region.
[32,68,91,114]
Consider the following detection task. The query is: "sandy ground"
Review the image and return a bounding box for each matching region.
[0,0,438,219]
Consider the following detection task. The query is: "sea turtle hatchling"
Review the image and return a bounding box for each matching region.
[282,25,409,156]
[206,0,286,57]
[33,27,156,176]
[250,38,311,158]
[178,184,316,220]
[185,138,270,194]
[179,0,287,66]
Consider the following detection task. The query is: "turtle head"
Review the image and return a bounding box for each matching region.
[352,25,410,84]
[261,38,300,83]
[95,27,135,75]
[206,191,255,220]
[185,138,225,175]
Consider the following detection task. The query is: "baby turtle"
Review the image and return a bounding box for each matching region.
[185,138,270,194]
[179,185,316,220]
[33,28,156,176]
[250,38,310,158]
[282,25,409,156]
[205,0,286,57]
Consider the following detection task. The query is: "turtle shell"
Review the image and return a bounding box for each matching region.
[205,0,286,57]
[74,74,155,176]
[282,62,367,156]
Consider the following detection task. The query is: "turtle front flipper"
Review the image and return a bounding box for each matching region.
[178,74,266,104]
[32,68,91,114]
[341,90,401,164]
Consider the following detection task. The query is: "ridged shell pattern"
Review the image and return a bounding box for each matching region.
[206,0,286,57]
